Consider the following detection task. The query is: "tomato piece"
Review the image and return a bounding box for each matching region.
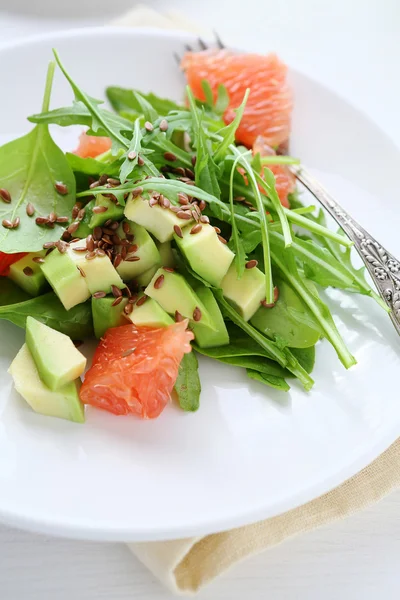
[0,252,27,276]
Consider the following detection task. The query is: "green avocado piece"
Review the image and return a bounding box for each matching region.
[89,194,124,229]
[174,223,234,287]
[68,240,124,295]
[26,317,87,390]
[126,293,173,328]
[250,279,321,348]
[92,295,128,338]
[74,199,95,239]
[191,286,229,348]
[8,252,48,297]
[136,265,160,287]
[124,194,193,242]
[221,262,266,322]
[115,221,161,281]
[157,241,175,268]
[9,344,85,423]
[145,268,214,329]
[41,249,91,310]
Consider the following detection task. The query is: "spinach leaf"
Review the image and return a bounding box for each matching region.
[246,369,290,392]
[194,347,288,378]
[242,230,262,253]
[66,153,120,177]
[256,167,292,247]
[174,351,201,412]
[106,87,182,116]
[290,346,316,374]
[0,279,30,306]
[0,62,75,253]
[0,292,93,339]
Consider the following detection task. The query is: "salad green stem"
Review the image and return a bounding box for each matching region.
[42,61,56,113]
[259,155,300,165]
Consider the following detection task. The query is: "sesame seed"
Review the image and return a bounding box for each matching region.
[26,203,35,216]
[174,225,183,238]
[200,215,210,224]
[32,256,45,264]
[54,181,68,195]
[190,224,202,235]
[12,217,20,229]
[245,260,258,269]
[218,235,228,244]
[137,155,145,166]
[144,121,154,132]
[175,310,184,323]
[56,216,69,224]
[112,296,123,307]
[177,210,192,220]
[163,267,175,273]
[154,275,164,289]
[136,295,148,307]
[193,307,202,322]
[128,151,137,161]
[77,265,86,277]
[122,222,131,235]
[164,152,177,162]
[92,206,108,214]
[67,221,80,234]
[159,119,168,132]
[23,266,34,276]
[112,285,122,298]
[0,188,11,203]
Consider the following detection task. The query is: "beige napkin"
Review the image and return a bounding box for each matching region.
[113,5,400,594]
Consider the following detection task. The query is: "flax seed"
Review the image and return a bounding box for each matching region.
[177,210,192,220]
[0,188,11,203]
[214,226,221,234]
[112,234,121,245]
[174,225,183,238]
[185,168,195,179]
[92,206,108,214]
[77,208,86,221]
[32,256,45,264]
[172,166,186,177]
[125,256,140,262]
[90,180,100,189]
[113,254,122,268]
[154,274,165,289]
[26,203,35,216]
[191,155,197,166]
[96,248,106,258]
[128,151,137,161]
[56,216,69,224]
[54,181,68,195]
[99,174,108,186]
[110,296,122,308]
[178,193,189,205]
[144,121,154,132]
[245,260,258,269]
[35,216,48,226]
[164,151,177,162]
[111,285,122,298]
[77,265,86,277]
[199,200,207,211]
[109,221,119,231]
[159,119,168,132]
[218,235,228,244]
[174,310,184,323]
[200,215,210,224]
[161,196,170,209]
[123,302,133,315]
[149,197,158,207]
[55,241,68,254]
[170,205,181,213]
[131,186,144,198]
[22,266,33,276]
[128,244,138,253]
[93,227,103,241]
[190,223,202,234]
[193,307,202,322]
[93,291,106,299]
[43,241,55,249]
[67,221,80,234]
[235,196,246,202]
[107,178,120,186]
[136,295,148,307]
[12,217,20,229]
[137,155,145,167]
[163,267,175,273]
[72,246,87,253]
[122,222,130,235]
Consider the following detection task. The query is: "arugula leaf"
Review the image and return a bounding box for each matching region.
[146,134,192,167]
[66,153,120,177]
[106,86,182,116]
[214,89,249,163]
[201,80,214,109]
[270,245,356,369]
[132,91,158,123]
[241,230,262,253]
[256,167,292,247]
[174,351,201,411]
[246,369,290,392]
[228,154,247,277]
[214,84,230,115]
[53,50,131,152]
[186,87,221,198]
[0,292,93,338]
[119,119,142,182]
[0,62,75,253]
[0,279,30,306]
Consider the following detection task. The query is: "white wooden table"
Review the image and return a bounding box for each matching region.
[1,1,400,598]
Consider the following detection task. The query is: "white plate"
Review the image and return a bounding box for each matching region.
[0,27,399,542]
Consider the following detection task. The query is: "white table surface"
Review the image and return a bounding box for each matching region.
[0,1,399,598]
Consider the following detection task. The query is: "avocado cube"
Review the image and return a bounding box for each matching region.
[41,249,91,310]
[115,221,161,281]
[68,240,124,295]
[9,344,85,423]
[157,241,176,268]
[92,295,128,338]
[26,317,86,390]
[145,268,214,329]
[126,293,174,328]
[174,223,234,287]
[221,263,266,321]
[89,194,124,229]
[192,286,229,348]
[8,251,48,297]
[136,265,160,287]
[124,194,193,243]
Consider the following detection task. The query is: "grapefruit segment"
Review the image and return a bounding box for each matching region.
[80,321,194,419]
[181,50,292,148]
[75,131,112,158]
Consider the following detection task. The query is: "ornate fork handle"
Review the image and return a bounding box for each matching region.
[292,166,400,336]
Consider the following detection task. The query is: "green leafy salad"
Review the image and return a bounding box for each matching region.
[0,51,387,422]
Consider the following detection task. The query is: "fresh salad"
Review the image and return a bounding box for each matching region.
[2,48,386,422]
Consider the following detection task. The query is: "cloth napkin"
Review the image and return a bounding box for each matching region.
[112,5,400,594]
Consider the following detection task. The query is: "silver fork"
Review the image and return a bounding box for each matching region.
[178,37,400,335]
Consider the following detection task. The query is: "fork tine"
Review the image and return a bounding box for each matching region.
[214,31,225,49]
[184,43,193,52]
[198,38,208,50]
[173,52,181,66]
